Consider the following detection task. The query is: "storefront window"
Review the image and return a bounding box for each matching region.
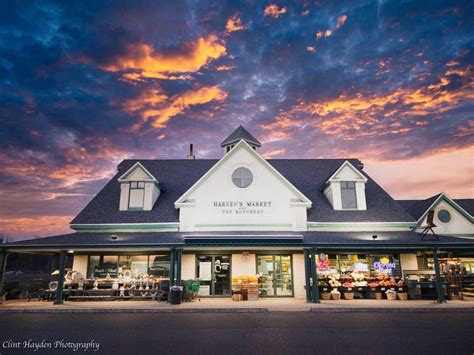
[257,255,293,296]
[87,254,170,279]
[149,255,171,278]
[118,255,148,277]
[316,253,401,277]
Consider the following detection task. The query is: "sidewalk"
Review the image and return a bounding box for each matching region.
[1,298,473,313]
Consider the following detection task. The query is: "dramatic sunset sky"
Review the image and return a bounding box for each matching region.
[0,1,473,240]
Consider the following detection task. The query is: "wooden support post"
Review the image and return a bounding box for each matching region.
[310,248,320,303]
[169,248,176,287]
[433,248,446,304]
[176,249,182,287]
[303,249,312,302]
[54,251,67,305]
[0,250,8,293]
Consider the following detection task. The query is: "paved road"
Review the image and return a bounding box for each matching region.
[0,312,473,355]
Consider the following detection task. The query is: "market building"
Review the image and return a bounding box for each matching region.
[1,126,473,304]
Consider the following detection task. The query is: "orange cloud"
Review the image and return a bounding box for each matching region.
[336,15,347,28]
[261,64,474,142]
[126,85,228,131]
[264,4,287,18]
[0,215,73,239]
[225,15,247,33]
[100,35,226,80]
[262,148,286,158]
[316,30,332,40]
[215,65,236,71]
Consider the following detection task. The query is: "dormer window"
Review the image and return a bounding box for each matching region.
[118,162,160,211]
[341,181,357,209]
[323,160,368,211]
[129,182,145,210]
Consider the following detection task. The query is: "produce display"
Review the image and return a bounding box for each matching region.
[318,272,406,300]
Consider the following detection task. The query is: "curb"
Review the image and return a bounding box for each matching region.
[310,307,474,313]
[0,307,473,314]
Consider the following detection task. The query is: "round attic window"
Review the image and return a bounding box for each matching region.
[437,209,451,223]
[232,167,253,188]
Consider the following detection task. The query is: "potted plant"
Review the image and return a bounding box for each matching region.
[386,289,397,300]
[342,282,354,300]
[330,289,341,300]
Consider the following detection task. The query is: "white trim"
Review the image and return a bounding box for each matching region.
[326,160,368,183]
[118,162,158,183]
[174,139,312,207]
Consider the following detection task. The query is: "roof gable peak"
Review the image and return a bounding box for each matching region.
[117,162,157,183]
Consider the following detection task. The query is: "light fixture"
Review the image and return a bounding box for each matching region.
[67,250,74,254]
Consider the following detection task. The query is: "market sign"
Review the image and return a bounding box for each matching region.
[373,257,396,273]
[212,201,273,215]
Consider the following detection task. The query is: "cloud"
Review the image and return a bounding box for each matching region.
[262,148,285,158]
[225,15,247,33]
[126,85,228,131]
[98,35,226,80]
[316,30,332,40]
[215,65,236,71]
[264,64,474,142]
[336,15,347,29]
[264,4,287,19]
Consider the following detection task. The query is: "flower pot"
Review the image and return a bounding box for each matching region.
[331,293,341,300]
[397,292,408,300]
[321,293,331,300]
[343,292,354,300]
[375,292,382,300]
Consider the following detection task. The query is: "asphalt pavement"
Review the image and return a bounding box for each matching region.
[0,312,473,354]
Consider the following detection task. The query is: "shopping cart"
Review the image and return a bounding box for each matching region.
[183,280,201,302]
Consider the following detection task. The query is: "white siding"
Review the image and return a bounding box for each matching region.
[72,255,88,276]
[416,200,474,236]
[293,253,306,299]
[231,253,256,277]
[181,254,196,280]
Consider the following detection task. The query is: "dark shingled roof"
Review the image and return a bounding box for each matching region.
[220,125,262,147]
[454,199,474,216]
[398,195,474,220]
[3,231,473,249]
[70,158,416,225]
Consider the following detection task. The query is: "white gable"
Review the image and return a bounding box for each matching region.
[417,194,474,236]
[175,140,311,232]
[327,160,367,182]
[118,162,157,182]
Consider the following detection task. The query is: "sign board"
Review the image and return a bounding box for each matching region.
[199,262,212,281]
[198,285,210,296]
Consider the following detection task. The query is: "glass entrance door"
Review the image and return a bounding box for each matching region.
[257,255,293,297]
[196,255,231,296]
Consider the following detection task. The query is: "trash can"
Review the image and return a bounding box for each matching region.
[170,286,183,305]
